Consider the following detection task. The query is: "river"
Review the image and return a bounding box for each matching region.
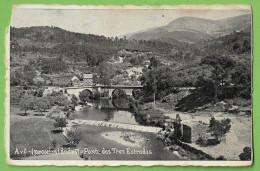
[71,99,139,125]
[70,99,181,160]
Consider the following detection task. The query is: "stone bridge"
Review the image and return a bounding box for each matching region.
[66,85,143,99]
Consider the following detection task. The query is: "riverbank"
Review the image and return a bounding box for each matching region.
[10,104,181,160]
[101,131,146,147]
[76,124,181,160]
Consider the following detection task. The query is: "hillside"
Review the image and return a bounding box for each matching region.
[10,26,175,66]
[128,14,251,43]
[10,25,251,89]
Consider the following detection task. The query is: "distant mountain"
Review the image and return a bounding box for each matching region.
[127,14,251,43]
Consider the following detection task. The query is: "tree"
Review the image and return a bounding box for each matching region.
[148,56,161,69]
[35,87,45,97]
[65,130,82,146]
[140,66,178,103]
[231,63,251,99]
[54,117,68,130]
[34,97,51,115]
[23,65,37,85]
[71,94,78,106]
[96,62,111,85]
[79,90,92,104]
[19,94,34,115]
[201,55,236,101]
[209,117,231,139]
[239,147,251,160]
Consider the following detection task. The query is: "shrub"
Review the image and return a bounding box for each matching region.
[209,117,231,139]
[196,135,209,146]
[65,130,82,146]
[54,117,68,130]
[71,94,78,106]
[216,155,226,160]
[11,88,25,104]
[47,106,65,119]
[239,147,251,160]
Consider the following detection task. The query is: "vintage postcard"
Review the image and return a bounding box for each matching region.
[6,5,253,166]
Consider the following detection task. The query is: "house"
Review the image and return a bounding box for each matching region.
[83,74,94,85]
[71,76,80,86]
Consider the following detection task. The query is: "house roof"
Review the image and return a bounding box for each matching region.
[83,74,93,79]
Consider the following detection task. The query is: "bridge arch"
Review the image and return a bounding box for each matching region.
[111,88,127,99]
[132,89,140,98]
[79,89,93,100]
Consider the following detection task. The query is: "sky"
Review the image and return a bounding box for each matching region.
[11,7,251,37]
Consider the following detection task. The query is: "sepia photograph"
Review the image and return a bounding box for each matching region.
[6,5,252,166]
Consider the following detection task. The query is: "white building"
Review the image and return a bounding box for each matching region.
[83,74,94,85]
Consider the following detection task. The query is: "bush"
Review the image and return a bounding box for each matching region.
[209,117,231,139]
[196,135,208,146]
[47,106,65,119]
[71,94,78,106]
[216,155,226,160]
[79,90,92,104]
[11,88,25,104]
[239,147,251,160]
[54,117,67,130]
[65,130,82,146]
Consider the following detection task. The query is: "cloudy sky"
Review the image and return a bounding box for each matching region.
[11,6,251,37]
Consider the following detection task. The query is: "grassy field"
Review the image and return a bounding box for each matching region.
[10,105,67,159]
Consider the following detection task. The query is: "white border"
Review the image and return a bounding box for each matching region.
[6,4,253,166]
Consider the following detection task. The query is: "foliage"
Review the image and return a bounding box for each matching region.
[11,88,25,104]
[48,93,70,106]
[10,26,174,80]
[34,87,45,97]
[54,117,68,130]
[140,63,180,102]
[94,62,111,85]
[239,147,251,161]
[208,117,231,138]
[71,94,78,106]
[198,55,251,101]
[41,57,68,74]
[201,55,236,101]
[65,129,82,146]
[10,65,37,86]
[46,106,65,119]
[34,97,51,114]
[79,89,92,104]
[19,94,34,114]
